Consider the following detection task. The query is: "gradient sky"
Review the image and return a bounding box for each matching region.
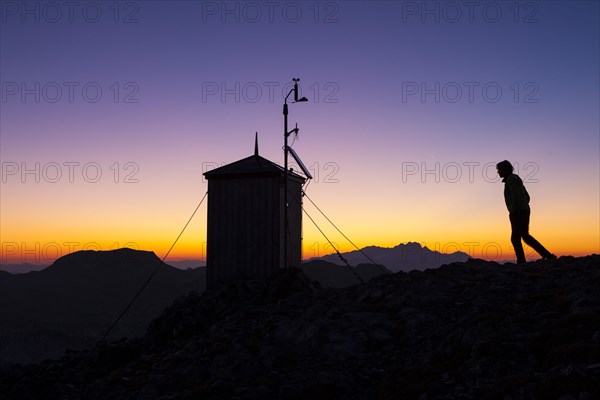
[1,0,599,265]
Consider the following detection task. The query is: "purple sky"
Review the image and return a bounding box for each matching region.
[1,1,599,264]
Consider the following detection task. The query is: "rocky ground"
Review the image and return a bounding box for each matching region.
[1,256,599,400]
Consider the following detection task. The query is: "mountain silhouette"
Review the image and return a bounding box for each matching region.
[1,255,598,399]
[315,242,469,272]
[0,249,385,366]
[0,263,46,274]
[0,248,205,366]
[302,260,391,288]
[164,260,205,270]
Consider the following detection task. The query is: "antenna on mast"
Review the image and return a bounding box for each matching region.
[283,77,311,269]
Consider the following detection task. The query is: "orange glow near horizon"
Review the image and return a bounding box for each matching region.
[1,183,599,265]
[2,229,598,266]
[2,180,598,265]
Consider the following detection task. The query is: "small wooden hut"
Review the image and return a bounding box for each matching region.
[203,139,305,288]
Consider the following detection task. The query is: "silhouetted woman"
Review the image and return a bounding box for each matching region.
[496,160,556,264]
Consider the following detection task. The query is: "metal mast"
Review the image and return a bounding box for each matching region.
[283,78,307,268]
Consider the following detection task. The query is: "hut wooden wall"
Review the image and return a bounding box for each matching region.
[206,174,303,288]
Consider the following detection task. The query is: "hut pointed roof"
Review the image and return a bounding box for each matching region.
[203,135,306,181]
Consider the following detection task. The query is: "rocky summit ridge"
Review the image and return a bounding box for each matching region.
[1,256,600,400]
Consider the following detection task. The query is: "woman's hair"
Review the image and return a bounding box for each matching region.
[496,160,514,174]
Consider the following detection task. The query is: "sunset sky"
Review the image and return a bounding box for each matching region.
[1,1,598,265]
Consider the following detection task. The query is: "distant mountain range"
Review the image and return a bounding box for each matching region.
[0,248,205,366]
[314,242,469,272]
[3,255,598,399]
[302,260,391,288]
[0,263,47,274]
[0,259,205,274]
[165,260,205,270]
[1,242,467,275]
[0,244,462,366]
